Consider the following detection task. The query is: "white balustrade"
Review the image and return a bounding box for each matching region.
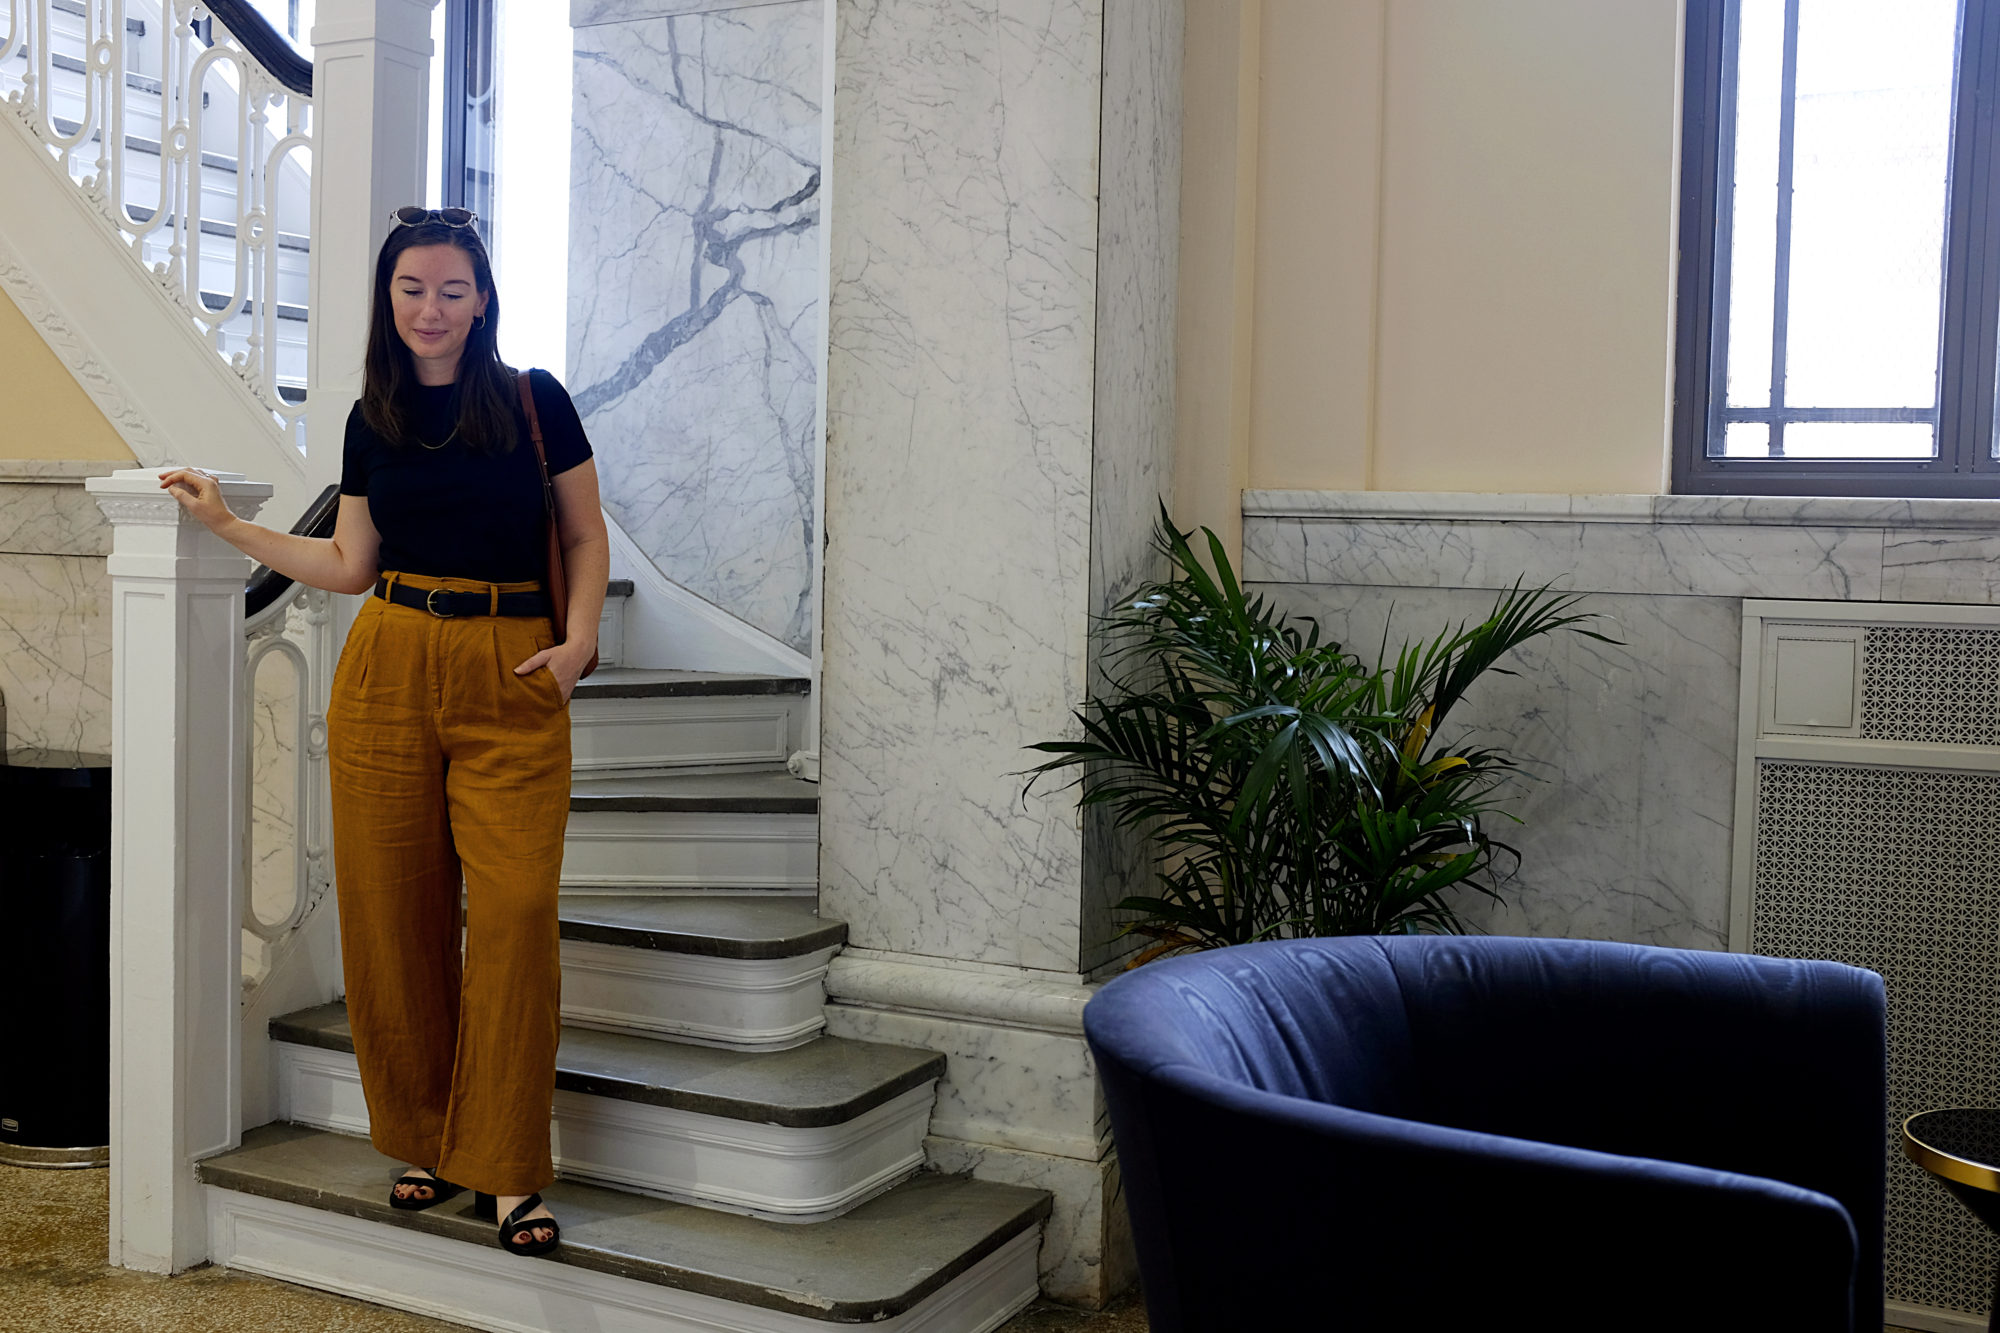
[241,582,336,990]
[56,0,437,1274]
[0,0,314,445]
[86,467,272,1275]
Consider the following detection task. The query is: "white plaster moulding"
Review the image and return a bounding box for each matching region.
[1242,488,2000,530]
[0,234,169,469]
[205,1187,1043,1333]
[275,1042,936,1221]
[824,955,1095,1036]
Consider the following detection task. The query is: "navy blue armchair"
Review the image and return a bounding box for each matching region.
[1085,936,1886,1331]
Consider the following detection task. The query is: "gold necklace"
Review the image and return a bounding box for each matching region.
[418,425,460,451]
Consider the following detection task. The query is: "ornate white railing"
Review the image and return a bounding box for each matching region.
[241,580,336,991]
[65,0,434,1275]
[0,0,312,447]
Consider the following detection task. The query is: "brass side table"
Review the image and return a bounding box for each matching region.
[1903,1107,2000,1331]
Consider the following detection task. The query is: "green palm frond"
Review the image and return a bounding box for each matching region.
[1022,502,1614,963]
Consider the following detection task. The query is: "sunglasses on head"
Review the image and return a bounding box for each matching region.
[391,206,479,228]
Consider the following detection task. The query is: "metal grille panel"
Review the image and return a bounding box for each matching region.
[1753,761,2000,1318]
[1860,627,2000,745]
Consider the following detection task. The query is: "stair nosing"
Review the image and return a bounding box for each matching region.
[568,791,818,815]
[271,1003,941,1129]
[571,672,811,702]
[557,909,846,961]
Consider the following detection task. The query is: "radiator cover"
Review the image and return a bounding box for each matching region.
[1737,601,2000,1328]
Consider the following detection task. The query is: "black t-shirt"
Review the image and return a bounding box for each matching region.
[339,369,593,584]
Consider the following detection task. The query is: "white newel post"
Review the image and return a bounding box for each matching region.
[306,0,439,492]
[86,470,274,1274]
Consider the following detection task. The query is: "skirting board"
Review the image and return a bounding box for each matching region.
[559,939,837,1051]
[275,1043,934,1222]
[205,1187,1042,1333]
[1888,1301,1984,1332]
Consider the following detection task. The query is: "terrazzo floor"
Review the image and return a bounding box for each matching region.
[2,1162,1150,1332]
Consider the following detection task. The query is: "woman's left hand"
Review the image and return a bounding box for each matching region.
[515,640,594,703]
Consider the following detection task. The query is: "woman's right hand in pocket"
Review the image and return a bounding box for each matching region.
[158,468,237,533]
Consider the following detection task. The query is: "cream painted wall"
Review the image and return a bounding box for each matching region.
[1369,0,1681,494]
[0,287,132,461]
[1172,0,1260,556]
[1181,0,1686,517]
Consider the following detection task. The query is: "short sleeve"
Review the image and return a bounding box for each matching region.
[339,402,371,496]
[527,369,594,477]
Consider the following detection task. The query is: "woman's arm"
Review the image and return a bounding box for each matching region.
[159,469,383,596]
[513,458,609,700]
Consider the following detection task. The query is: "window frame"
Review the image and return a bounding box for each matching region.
[440,0,497,250]
[1673,0,2000,497]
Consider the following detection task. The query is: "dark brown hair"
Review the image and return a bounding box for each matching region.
[359,219,518,452]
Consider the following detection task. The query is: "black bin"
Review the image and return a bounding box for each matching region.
[0,749,111,1165]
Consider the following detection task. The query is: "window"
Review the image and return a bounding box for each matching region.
[1675,0,2000,496]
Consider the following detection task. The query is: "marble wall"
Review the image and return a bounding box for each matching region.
[569,0,823,653]
[1081,0,1184,978]
[0,461,115,756]
[822,0,1104,975]
[1242,491,2000,950]
[821,0,1181,1305]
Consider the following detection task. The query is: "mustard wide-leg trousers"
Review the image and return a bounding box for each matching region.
[327,573,572,1195]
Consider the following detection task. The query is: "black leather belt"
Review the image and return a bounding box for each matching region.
[374,578,551,619]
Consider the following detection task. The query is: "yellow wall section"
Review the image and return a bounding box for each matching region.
[0,286,133,461]
[1186,0,1686,504]
[1370,0,1681,494]
[1174,0,1261,556]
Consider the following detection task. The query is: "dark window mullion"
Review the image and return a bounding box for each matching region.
[1941,0,2000,472]
[1767,0,1804,458]
[1706,0,1743,460]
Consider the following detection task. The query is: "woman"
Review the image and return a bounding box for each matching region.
[160,206,607,1258]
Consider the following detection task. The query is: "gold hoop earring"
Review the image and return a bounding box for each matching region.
[473,314,487,330]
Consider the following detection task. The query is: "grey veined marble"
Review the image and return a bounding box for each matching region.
[569,0,823,652]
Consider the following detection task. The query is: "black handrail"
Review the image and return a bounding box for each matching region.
[245,483,339,617]
[203,0,313,98]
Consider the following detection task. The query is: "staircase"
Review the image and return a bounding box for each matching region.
[2,0,314,431]
[197,666,1053,1332]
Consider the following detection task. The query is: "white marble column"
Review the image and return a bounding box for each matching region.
[821,0,1181,1306]
[307,0,439,492]
[86,469,271,1274]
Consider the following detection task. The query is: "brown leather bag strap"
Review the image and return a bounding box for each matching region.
[517,370,555,519]
[514,370,597,679]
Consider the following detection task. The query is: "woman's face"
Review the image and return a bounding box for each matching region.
[391,243,489,384]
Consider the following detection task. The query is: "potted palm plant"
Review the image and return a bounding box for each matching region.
[1025,507,1615,965]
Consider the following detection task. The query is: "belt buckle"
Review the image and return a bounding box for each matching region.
[424,587,455,619]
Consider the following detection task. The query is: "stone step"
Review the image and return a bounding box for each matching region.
[569,671,809,777]
[560,767,818,892]
[200,1123,1048,1331]
[558,896,846,1050]
[272,1002,940,1221]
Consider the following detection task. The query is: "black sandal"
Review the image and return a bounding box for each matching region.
[388,1169,465,1211]
[474,1191,562,1257]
